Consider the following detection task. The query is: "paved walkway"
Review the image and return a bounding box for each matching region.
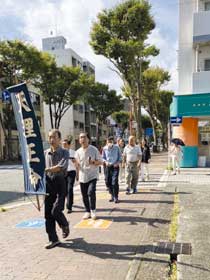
[0,153,174,280]
[2,154,210,279]
[167,168,210,280]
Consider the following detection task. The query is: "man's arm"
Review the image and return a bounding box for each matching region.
[45,150,69,173]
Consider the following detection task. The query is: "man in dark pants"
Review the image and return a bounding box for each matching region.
[44,129,70,249]
[102,136,122,203]
[75,132,102,220]
[62,139,77,213]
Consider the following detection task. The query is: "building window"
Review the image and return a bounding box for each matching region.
[79,122,84,129]
[204,59,210,71]
[79,105,84,113]
[72,56,77,67]
[74,121,79,128]
[205,1,210,10]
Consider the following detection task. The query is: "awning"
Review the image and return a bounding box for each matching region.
[170,93,210,117]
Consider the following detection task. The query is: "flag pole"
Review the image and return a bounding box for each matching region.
[14,76,41,212]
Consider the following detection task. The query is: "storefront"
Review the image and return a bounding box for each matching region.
[170,93,210,167]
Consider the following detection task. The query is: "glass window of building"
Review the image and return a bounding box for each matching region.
[74,121,79,128]
[72,57,77,67]
[205,1,210,10]
[204,59,210,71]
[79,105,83,113]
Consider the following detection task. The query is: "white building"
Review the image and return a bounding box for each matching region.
[42,35,98,148]
[171,0,210,167]
[179,0,210,94]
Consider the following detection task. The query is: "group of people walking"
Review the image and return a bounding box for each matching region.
[44,129,151,249]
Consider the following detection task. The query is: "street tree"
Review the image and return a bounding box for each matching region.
[142,114,152,130]
[0,40,44,160]
[157,90,174,149]
[142,66,170,145]
[84,82,124,142]
[112,110,130,134]
[90,0,158,140]
[35,61,93,129]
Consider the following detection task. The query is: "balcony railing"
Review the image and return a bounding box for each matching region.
[193,11,210,45]
[192,71,210,93]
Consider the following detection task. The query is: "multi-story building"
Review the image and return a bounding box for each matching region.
[42,35,108,148]
[170,0,210,167]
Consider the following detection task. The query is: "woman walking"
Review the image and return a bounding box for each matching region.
[140,138,151,181]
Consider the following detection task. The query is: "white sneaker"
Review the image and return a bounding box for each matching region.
[91,210,97,220]
[82,212,91,220]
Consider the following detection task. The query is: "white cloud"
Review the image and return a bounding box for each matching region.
[0,0,177,94]
[148,28,178,93]
[18,0,123,92]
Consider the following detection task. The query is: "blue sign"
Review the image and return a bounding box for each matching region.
[170,116,182,124]
[2,90,11,102]
[16,218,45,228]
[6,83,46,195]
[145,128,153,136]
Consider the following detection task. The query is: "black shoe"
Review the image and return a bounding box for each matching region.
[126,188,131,195]
[62,225,70,238]
[114,198,119,203]
[45,240,60,249]
[132,188,137,194]
[109,197,114,202]
[67,209,72,214]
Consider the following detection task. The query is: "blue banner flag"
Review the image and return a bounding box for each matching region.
[6,83,46,195]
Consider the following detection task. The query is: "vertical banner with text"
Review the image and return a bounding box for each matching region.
[6,83,46,195]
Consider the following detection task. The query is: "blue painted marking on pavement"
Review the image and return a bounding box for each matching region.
[16,218,45,228]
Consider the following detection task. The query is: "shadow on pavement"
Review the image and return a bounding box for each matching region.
[178,261,210,273]
[134,191,191,195]
[97,215,170,227]
[58,238,170,262]
[0,191,24,205]
[119,199,173,204]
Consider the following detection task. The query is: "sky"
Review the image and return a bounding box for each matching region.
[0,0,178,93]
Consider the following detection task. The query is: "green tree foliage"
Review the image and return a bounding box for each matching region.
[90,0,158,140]
[35,61,93,129]
[84,82,124,141]
[142,66,170,145]
[112,110,130,132]
[0,40,44,88]
[85,82,123,122]
[142,114,152,129]
[157,90,174,148]
[0,40,44,160]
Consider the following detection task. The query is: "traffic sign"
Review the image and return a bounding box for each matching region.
[170,116,182,124]
[145,128,153,136]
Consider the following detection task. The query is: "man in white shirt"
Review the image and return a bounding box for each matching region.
[75,132,102,220]
[62,139,78,213]
[123,136,141,194]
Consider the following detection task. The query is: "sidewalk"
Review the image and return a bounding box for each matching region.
[167,168,210,280]
[0,152,174,280]
[1,154,210,279]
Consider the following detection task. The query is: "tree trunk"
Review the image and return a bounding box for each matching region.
[136,62,142,142]
[49,102,54,129]
[6,128,13,160]
[150,117,157,145]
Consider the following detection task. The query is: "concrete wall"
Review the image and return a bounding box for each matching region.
[178,0,197,94]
